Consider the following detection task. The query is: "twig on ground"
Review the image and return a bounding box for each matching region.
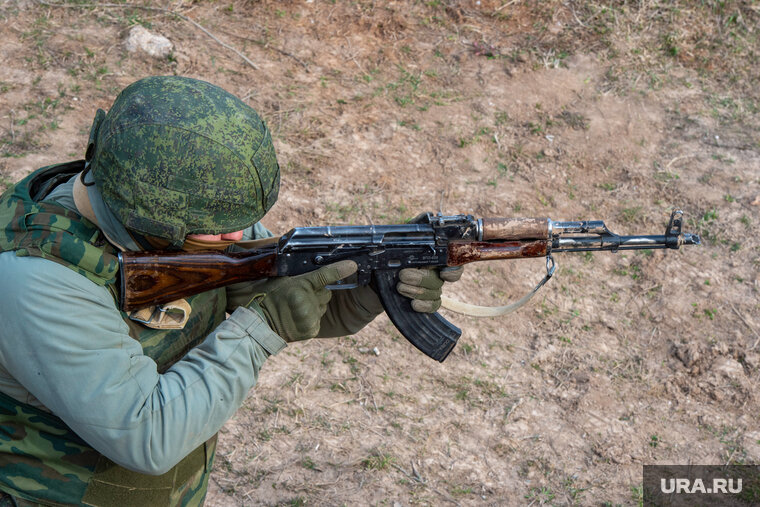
[731,303,760,350]
[344,36,365,74]
[569,3,588,27]
[703,139,757,151]
[37,0,259,70]
[392,463,425,483]
[494,0,519,13]
[666,154,696,169]
[222,31,310,71]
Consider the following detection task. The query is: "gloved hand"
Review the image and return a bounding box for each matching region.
[397,266,464,313]
[249,260,358,342]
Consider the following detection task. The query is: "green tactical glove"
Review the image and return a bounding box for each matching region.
[250,260,358,342]
[396,266,465,313]
[316,265,465,337]
[318,282,385,338]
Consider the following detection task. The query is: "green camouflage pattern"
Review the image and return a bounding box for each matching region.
[0,164,119,291]
[168,436,217,507]
[1,493,48,506]
[0,388,218,507]
[0,391,99,506]
[0,491,42,506]
[0,164,226,505]
[89,75,280,246]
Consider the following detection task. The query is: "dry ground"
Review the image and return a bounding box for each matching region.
[1,1,759,505]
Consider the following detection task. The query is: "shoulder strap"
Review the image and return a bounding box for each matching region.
[0,163,119,289]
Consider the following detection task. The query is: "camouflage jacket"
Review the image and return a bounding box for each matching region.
[0,162,286,506]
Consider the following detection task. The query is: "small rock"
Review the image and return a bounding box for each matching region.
[125,25,173,59]
[373,347,380,356]
[751,195,760,206]
[713,357,745,380]
[744,352,760,370]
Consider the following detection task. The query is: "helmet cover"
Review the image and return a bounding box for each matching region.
[87,76,280,246]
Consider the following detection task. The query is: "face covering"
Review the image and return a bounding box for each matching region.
[181,236,239,252]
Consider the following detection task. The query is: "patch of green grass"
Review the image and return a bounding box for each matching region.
[688,208,719,242]
[661,32,680,57]
[654,170,679,182]
[325,201,361,222]
[450,485,473,496]
[342,354,360,375]
[631,485,644,507]
[281,498,306,507]
[525,486,555,503]
[494,111,510,125]
[301,456,317,470]
[527,121,544,135]
[558,110,589,130]
[398,120,421,130]
[621,206,643,223]
[262,396,284,415]
[361,451,395,471]
[458,126,492,147]
[563,476,588,503]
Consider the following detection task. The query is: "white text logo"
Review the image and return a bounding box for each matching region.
[661,478,742,494]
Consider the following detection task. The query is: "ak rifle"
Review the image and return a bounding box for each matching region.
[120,209,700,362]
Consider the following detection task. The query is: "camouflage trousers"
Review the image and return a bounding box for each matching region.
[0,492,40,507]
[0,483,211,506]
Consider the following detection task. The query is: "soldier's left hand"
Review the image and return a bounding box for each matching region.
[396,266,464,313]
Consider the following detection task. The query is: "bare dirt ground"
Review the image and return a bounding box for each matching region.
[1,1,759,505]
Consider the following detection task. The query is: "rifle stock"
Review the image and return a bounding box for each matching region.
[120,247,277,311]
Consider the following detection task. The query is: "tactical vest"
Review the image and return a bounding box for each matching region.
[0,162,227,506]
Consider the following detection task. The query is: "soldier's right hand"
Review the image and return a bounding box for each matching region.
[249,260,358,342]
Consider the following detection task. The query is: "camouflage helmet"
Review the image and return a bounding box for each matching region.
[86,76,280,246]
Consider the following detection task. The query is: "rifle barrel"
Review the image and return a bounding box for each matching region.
[552,233,701,253]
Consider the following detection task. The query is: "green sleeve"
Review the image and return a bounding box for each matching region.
[0,251,285,475]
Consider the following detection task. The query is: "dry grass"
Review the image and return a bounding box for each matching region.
[1,1,759,505]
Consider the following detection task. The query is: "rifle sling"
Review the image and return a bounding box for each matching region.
[441,255,556,318]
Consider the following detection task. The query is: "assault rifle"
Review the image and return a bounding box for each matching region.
[119,210,700,362]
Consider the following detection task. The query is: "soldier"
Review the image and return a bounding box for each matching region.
[0,76,461,506]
